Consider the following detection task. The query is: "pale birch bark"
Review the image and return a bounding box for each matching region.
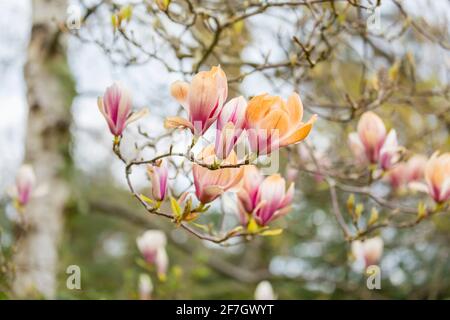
[13,0,74,299]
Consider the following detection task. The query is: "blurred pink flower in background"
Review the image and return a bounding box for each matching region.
[12,164,35,207]
[136,230,169,278]
[97,83,147,137]
[378,130,401,170]
[424,152,450,203]
[254,280,276,300]
[351,237,384,267]
[138,274,153,300]
[387,154,427,190]
[349,111,402,170]
[166,66,228,136]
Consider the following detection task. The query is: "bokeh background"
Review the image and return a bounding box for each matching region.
[0,0,449,299]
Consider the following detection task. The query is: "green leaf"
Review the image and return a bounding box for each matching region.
[139,194,155,204]
[417,202,427,221]
[170,196,182,217]
[191,223,210,232]
[260,228,283,236]
[368,207,379,226]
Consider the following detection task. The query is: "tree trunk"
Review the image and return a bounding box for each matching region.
[13,0,75,299]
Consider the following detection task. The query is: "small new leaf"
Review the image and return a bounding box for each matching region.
[368,207,379,226]
[417,201,427,221]
[260,228,283,237]
[170,196,182,218]
[140,194,155,204]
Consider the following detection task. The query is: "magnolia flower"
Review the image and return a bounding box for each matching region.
[351,237,384,267]
[166,66,228,136]
[254,281,276,300]
[286,166,299,184]
[12,165,36,207]
[349,111,402,169]
[98,83,147,137]
[357,111,386,163]
[238,166,294,226]
[424,152,450,203]
[254,174,294,226]
[147,160,169,201]
[136,230,169,278]
[348,132,368,164]
[214,96,247,159]
[245,93,316,155]
[138,274,153,300]
[387,154,426,190]
[237,166,264,225]
[378,130,401,170]
[193,145,243,204]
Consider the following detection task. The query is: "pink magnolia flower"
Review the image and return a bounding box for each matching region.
[192,145,243,204]
[254,174,294,226]
[237,166,264,225]
[349,111,401,169]
[378,130,401,170]
[245,93,316,155]
[214,96,247,159]
[386,154,426,190]
[138,274,153,300]
[424,152,450,203]
[147,161,169,201]
[348,132,368,164]
[97,83,147,137]
[136,230,169,277]
[237,166,294,226]
[165,66,228,136]
[357,111,386,163]
[351,237,384,267]
[254,281,276,300]
[13,165,35,207]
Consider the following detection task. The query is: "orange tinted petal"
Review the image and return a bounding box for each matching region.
[164,116,194,131]
[259,109,289,137]
[246,94,271,126]
[285,92,303,124]
[170,81,190,109]
[281,114,317,146]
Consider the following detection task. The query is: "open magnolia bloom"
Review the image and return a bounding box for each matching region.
[238,165,294,227]
[214,96,247,159]
[237,165,264,225]
[192,145,244,204]
[351,237,384,267]
[386,154,427,190]
[423,152,450,203]
[166,66,228,136]
[97,82,148,137]
[245,93,317,155]
[378,130,402,170]
[349,111,402,170]
[147,160,169,202]
[136,230,169,278]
